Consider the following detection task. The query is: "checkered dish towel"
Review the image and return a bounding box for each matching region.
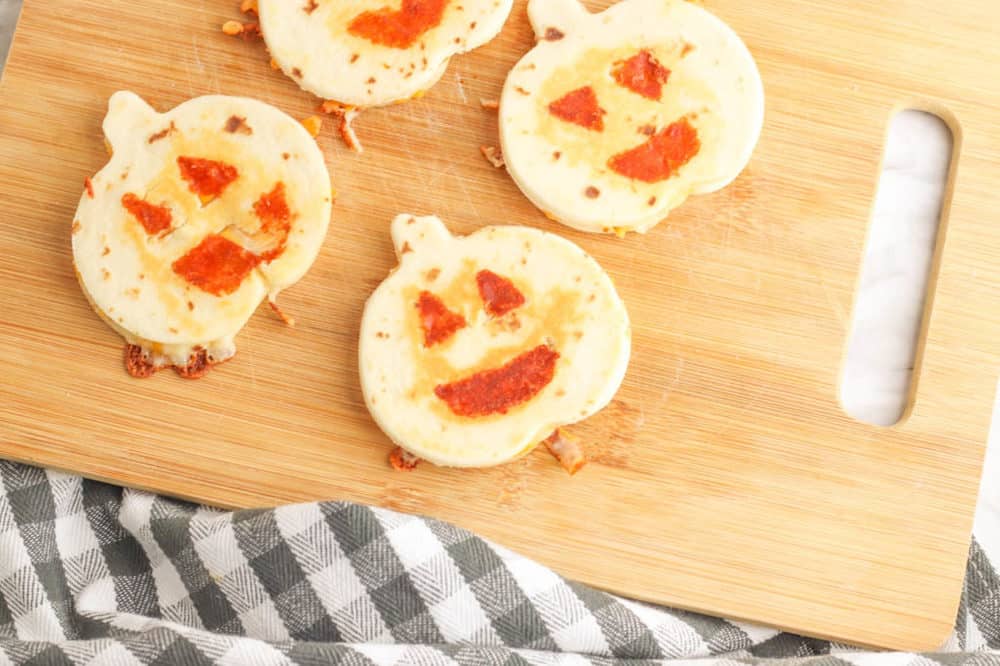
[0,462,996,666]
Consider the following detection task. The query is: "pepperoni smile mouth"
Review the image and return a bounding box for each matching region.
[434,344,560,417]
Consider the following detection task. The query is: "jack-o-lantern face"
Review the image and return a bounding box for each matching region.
[258,0,514,107]
[500,0,764,235]
[72,91,332,375]
[359,215,631,468]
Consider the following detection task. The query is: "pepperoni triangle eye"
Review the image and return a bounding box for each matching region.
[417,291,466,347]
[476,270,525,317]
[177,156,239,198]
[612,50,670,101]
[548,86,606,132]
[122,194,172,235]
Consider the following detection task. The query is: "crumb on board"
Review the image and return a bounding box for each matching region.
[319,99,364,154]
[341,108,362,153]
[480,98,499,111]
[300,115,323,138]
[319,99,349,115]
[319,101,364,153]
[480,145,505,168]
[222,20,260,39]
[240,0,258,15]
[268,299,296,327]
[544,429,588,475]
[389,447,421,471]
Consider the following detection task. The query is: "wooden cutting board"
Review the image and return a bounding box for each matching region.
[2,0,998,651]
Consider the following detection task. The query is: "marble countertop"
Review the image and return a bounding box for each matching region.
[841,110,952,427]
[1,2,997,496]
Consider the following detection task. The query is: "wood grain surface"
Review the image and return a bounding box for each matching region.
[1,0,998,651]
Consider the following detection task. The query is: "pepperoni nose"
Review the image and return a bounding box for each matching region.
[612,50,671,101]
[548,86,606,132]
[177,156,239,200]
[122,194,173,235]
[476,269,525,317]
[172,235,259,297]
[417,291,466,347]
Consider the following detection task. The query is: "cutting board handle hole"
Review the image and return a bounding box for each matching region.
[840,109,958,427]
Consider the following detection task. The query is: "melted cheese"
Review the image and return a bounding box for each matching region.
[500,0,764,234]
[359,215,631,467]
[258,0,514,107]
[72,91,332,370]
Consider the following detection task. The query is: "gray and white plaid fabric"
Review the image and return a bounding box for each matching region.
[0,461,997,665]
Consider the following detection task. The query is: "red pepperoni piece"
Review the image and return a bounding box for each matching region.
[608,118,701,183]
[121,193,172,235]
[417,291,466,347]
[177,156,239,197]
[434,345,559,417]
[612,50,670,100]
[476,270,525,317]
[253,182,291,229]
[348,0,449,49]
[548,86,606,132]
[172,234,260,296]
[389,447,421,471]
[253,182,293,263]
